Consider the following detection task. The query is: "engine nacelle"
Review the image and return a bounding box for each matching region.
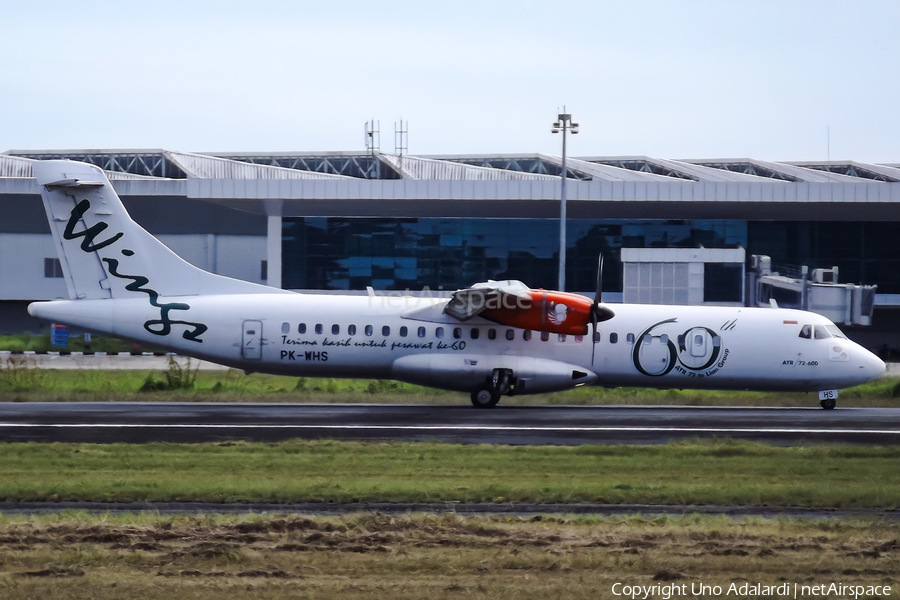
[391,354,597,395]
[482,290,593,336]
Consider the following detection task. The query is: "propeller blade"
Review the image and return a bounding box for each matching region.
[594,255,603,306]
[590,254,615,327]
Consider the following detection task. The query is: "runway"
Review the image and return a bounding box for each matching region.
[1,402,900,445]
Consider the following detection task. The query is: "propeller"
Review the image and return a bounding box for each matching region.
[590,255,615,364]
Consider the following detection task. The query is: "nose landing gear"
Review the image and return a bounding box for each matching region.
[470,368,514,408]
[818,390,838,410]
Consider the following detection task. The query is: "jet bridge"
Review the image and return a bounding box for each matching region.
[747,255,877,326]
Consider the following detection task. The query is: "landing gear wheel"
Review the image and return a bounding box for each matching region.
[820,398,836,410]
[471,384,500,408]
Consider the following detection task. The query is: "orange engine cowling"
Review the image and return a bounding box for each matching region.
[482,290,593,335]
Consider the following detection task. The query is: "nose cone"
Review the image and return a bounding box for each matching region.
[870,353,887,379]
[859,348,886,383]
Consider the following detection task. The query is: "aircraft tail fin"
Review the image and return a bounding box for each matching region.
[33,160,285,300]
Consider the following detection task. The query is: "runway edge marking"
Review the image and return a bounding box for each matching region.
[0,423,899,435]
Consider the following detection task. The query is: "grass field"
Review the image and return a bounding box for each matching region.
[1,355,899,406]
[0,439,898,508]
[0,333,141,355]
[0,512,897,599]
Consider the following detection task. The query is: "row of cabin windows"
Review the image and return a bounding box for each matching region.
[281,321,638,344]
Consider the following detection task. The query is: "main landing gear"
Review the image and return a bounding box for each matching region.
[471,384,500,408]
[470,368,514,408]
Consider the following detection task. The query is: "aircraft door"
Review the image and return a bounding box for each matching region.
[637,334,677,376]
[242,320,263,360]
[677,327,721,371]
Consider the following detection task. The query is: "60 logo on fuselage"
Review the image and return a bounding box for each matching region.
[632,319,724,377]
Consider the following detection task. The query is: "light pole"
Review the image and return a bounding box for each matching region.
[552,109,578,291]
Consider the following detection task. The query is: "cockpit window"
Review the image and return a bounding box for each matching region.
[799,325,812,339]
[825,325,847,339]
[814,325,832,340]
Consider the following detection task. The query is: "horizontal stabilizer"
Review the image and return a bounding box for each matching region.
[42,178,104,188]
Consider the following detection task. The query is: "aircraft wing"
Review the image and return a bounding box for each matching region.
[443,280,532,321]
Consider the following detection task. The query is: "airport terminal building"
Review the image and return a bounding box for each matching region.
[2,149,899,349]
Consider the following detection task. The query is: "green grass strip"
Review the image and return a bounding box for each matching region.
[1,360,899,406]
[0,439,898,508]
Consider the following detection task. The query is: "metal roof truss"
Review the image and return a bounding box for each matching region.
[11,152,186,179]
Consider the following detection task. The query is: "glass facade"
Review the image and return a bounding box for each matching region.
[747,222,900,294]
[282,218,747,292]
[703,263,744,302]
[282,218,900,294]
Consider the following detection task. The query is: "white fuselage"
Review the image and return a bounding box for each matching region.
[29,291,886,396]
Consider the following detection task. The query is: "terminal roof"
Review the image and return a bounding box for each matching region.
[5,149,900,184]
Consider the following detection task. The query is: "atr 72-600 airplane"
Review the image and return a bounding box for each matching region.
[27,160,885,409]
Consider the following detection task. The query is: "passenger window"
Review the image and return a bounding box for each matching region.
[799,325,812,339]
[382,326,391,336]
[471,328,480,340]
[524,330,532,341]
[540,331,549,342]
[281,322,289,334]
[454,327,462,339]
[814,325,832,340]
[610,333,618,344]
[436,327,444,339]
[418,326,426,338]
[348,324,357,336]
[488,329,497,340]
[298,323,307,334]
[626,333,635,344]
[315,324,323,335]
[593,331,601,343]
[558,334,567,342]
[506,329,515,341]
[365,325,373,336]
[660,334,669,344]
[332,324,340,335]
[400,326,408,337]
[575,335,583,343]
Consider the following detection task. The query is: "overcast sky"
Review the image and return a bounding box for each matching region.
[2,0,898,162]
